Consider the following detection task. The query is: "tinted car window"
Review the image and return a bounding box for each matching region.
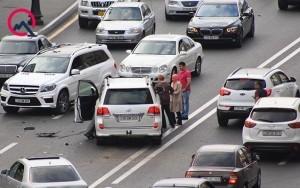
[14,163,24,182]
[196,4,239,17]
[30,165,80,183]
[0,41,37,54]
[104,89,153,105]
[133,41,176,55]
[277,72,289,83]
[224,79,266,90]
[8,162,20,178]
[23,57,70,73]
[251,108,297,122]
[270,74,281,86]
[93,50,109,64]
[193,152,235,167]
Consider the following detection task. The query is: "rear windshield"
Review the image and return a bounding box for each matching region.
[251,108,297,122]
[224,79,266,90]
[104,88,153,105]
[193,152,235,167]
[30,165,80,183]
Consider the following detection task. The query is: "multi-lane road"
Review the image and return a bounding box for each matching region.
[1,0,300,187]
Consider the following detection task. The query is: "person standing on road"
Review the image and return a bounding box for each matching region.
[170,74,182,125]
[178,62,191,120]
[155,74,175,128]
[253,81,267,102]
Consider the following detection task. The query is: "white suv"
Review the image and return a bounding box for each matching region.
[217,68,299,126]
[243,97,300,152]
[1,43,117,114]
[74,77,163,145]
[78,0,140,28]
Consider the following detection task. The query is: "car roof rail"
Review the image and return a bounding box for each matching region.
[70,43,99,56]
[26,157,60,160]
[230,67,242,76]
[37,43,72,55]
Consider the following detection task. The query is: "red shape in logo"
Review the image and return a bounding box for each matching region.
[7,8,36,36]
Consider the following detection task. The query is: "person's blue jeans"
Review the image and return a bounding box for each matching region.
[182,90,190,118]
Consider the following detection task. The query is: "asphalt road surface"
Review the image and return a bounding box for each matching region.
[1,0,300,187]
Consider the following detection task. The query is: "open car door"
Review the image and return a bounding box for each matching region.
[74,80,99,123]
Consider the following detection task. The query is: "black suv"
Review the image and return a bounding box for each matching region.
[0,34,54,85]
[278,0,300,10]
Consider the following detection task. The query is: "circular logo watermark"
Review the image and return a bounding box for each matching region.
[7,8,36,36]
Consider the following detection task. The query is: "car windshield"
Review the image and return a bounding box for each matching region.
[29,165,80,183]
[133,41,176,55]
[224,79,266,90]
[0,41,37,54]
[22,56,70,73]
[251,108,297,122]
[103,7,142,21]
[193,152,235,167]
[196,4,239,17]
[104,88,153,105]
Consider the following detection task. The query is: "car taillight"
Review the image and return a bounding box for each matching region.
[244,121,256,128]
[99,124,104,129]
[220,88,231,96]
[153,122,159,128]
[147,106,160,115]
[97,107,110,116]
[228,172,238,184]
[288,122,300,129]
[266,88,272,96]
[185,171,192,177]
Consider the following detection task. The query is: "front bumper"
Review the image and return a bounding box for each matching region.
[78,6,107,21]
[165,5,197,16]
[187,31,240,44]
[96,33,142,44]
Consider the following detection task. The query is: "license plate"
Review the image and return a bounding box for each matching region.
[263,130,282,136]
[0,74,14,78]
[108,36,124,40]
[119,115,138,121]
[184,7,197,11]
[201,176,221,182]
[15,98,30,103]
[98,10,105,16]
[234,106,249,111]
[132,74,146,78]
[204,36,219,40]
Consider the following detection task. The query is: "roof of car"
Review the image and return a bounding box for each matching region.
[110,2,144,7]
[152,178,207,187]
[202,0,239,4]
[19,157,72,168]
[228,68,274,79]
[107,77,151,89]
[1,34,44,41]
[198,144,239,153]
[143,34,185,41]
[255,97,300,109]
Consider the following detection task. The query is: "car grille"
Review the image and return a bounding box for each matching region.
[0,65,17,74]
[182,1,198,7]
[8,85,40,95]
[131,67,152,74]
[8,96,41,106]
[91,1,114,7]
[200,29,223,36]
[108,30,125,34]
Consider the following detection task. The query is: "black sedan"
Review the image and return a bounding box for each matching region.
[186,0,254,47]
[185,144,261,188]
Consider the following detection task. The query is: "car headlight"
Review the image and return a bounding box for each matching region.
[188,27,198,33]
[125,66,131,72]
[96,27,106,34]
[41,84,56,92]
[80,0,89,6]
[2,83,8,91]
[169,0,179,5]
[226,26,238,33]
[130,27,142,33]
[159,65,168,73]
[152,67,159,73]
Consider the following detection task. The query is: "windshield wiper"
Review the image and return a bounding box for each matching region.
[256,118,273,123]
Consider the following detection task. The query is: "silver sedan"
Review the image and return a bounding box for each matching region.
[96,2,155,44]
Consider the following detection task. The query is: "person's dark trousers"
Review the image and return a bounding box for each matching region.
[84,117,96,139]
[176,112,182,125]
[161,104,175,128]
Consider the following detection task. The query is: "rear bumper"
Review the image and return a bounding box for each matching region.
[244,142,300,152]
[95,127,162,137]
[280,0,300,4]
[217,108,251,119]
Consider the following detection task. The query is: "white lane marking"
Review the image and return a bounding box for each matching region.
[48,15,78,40]
[0,143,18,155]
[272,46,300,69]
[89,37,300,187]
[112,108,217,184]
[52,115,64,120]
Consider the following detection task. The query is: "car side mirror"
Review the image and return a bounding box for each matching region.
[126,50,132,54]
[189,12,195,17]
[71,69,80,75]
[51,42,57,47]
[1,169,8,175]
[17,67,23,72]
[290,77,296,82]
[180,51,187,56]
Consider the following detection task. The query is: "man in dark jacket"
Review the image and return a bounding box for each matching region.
[155,74,175,128]
[254,81,267,102]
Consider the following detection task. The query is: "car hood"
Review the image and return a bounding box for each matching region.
[7,72,66,86]
[121,54,175,67]
[0,54,32,66]
[99,21,142,30]
[189,17,238,28]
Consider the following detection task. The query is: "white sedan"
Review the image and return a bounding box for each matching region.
[118,34,204,82]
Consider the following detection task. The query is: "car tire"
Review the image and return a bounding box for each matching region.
[152,130,162,145]
[54,90,69,115]
[217,115,228,127]
[253,171,261,188]
[151,24,156,34]
[235,29,243,48]
[278,0,288,10]
[96,136,106,146]
[3,106,20,113]
[170,67,177,83]
[165,9,172,20]
[192,57,202,77]
[79,17,89,29]
[248,19,255,38]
